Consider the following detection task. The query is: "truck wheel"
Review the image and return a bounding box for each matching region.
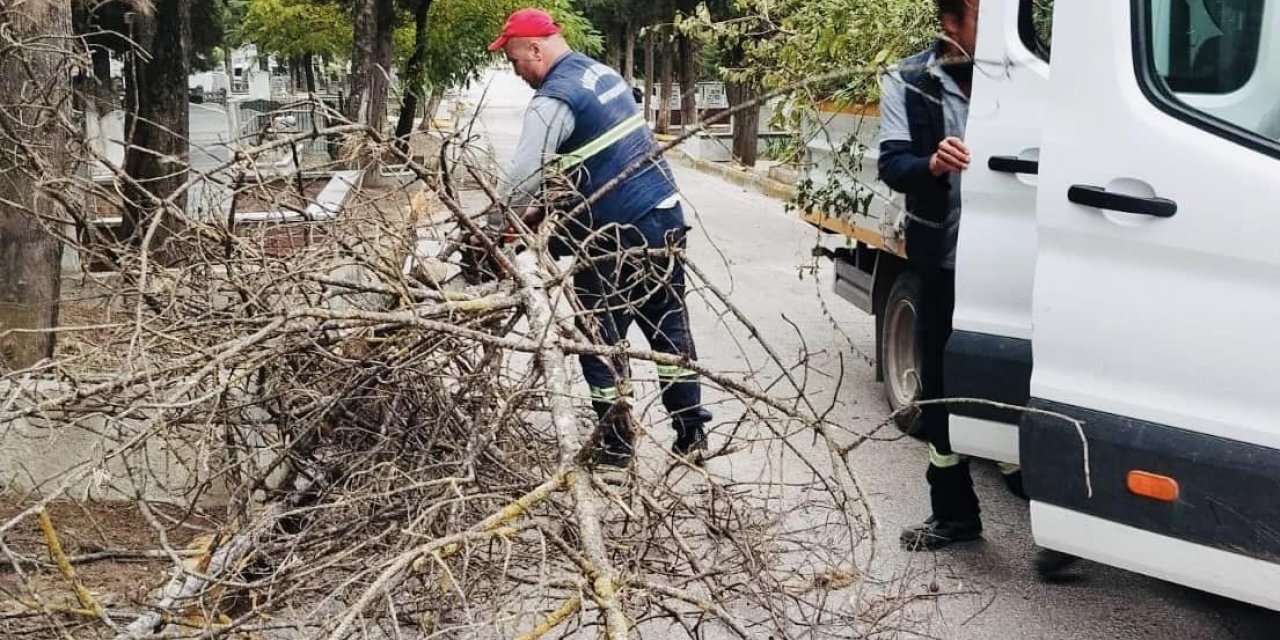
[881,271,923,435]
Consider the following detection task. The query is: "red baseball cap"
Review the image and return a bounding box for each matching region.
[487,8,562,51]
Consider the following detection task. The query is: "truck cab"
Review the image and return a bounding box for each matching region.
[809,0,1280,610]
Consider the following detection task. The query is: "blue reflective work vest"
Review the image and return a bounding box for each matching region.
[535,52,678,227]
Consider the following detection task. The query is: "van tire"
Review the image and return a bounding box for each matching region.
[881,271,924,436]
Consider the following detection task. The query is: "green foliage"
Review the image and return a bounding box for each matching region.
[221,0,252,50]
[192,0,229,71]
[577,0,667,37]
[549,0,605,55]
[240,0,352,59]
[681,0,936,221]
[235,0,602,95]
[397,0,602,93]
[1029,0,1052,58]
[687,0,933,104]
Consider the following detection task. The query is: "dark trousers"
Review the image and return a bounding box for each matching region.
[573,205,712,455]
[914,266,980,522]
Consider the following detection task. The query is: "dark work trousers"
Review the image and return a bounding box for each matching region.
[572,205,713,456]
[915,266,980,523]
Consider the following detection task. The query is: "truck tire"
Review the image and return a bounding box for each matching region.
[880,271,923,435]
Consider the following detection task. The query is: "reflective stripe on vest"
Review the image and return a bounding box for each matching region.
[555,113,647,172]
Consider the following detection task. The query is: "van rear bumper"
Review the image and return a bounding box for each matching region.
[1022,398,1280,564]
[1032,502,1280,611]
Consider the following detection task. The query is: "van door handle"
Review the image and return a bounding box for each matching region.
[1068,184,1177,218]
[988,155,1039,174]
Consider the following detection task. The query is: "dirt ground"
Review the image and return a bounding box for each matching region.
[0,497,218,637]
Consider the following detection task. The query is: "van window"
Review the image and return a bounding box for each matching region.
[1020,0,1053,60]
[1139,0,1279,143]
[1149,0,1264,94]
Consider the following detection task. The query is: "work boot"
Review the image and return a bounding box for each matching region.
[1034,548,1081,581]
[672,426,708,465]
[593,405,635,458]
[588,403,635,485]
[900,515,983,551]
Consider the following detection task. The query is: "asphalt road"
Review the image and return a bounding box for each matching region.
[463,67,1280,639]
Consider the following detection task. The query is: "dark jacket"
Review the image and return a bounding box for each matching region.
[878,47,953,268]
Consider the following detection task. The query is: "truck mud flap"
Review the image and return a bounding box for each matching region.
[833,258,873,315]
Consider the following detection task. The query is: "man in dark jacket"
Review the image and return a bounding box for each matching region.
[878,1,1082,575]
[484,8,713,475]
[877,0,982,551]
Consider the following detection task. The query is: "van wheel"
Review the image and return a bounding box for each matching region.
[881,271,923,435]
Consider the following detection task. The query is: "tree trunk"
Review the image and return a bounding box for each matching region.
[224,46,235,91]
[346,0,396,136]
[678,33,698,131]
[727,82,759,167]
[604,23,622,70]
[0,0,73,367]
[394,0,435,154]
[642,30,654,123]
[121,0,191,263]
[656,31,674,135]
[304,52,317,93]
[623,20,635,85]
[415,87,445,133]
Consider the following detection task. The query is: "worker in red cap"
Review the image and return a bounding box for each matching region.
[479,7,712,479]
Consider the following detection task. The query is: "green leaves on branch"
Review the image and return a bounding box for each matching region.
[687,0,934,104]
[240,0,352,59]
[237,0,599,93]
[674,1,937,223]
[399,0,601,93]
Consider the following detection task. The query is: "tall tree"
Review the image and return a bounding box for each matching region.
[623,17,635,83]
[121,0,193,260]
[673,0,700,130]
[0,0,74,367]
[726,77,758,166]
[579,0,650,78]
[240,0,351,92]
[392,0,434,152]
[677,31,697,130]
[397,0,602,142]
[655,25,674,135]
[346,0,396,135]
[642,28,654,120]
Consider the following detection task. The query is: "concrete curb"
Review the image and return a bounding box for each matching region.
[662,143,799,202]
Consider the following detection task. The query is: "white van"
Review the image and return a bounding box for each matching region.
[806,0,1280,610]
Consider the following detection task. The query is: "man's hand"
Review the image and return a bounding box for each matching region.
[929,136,970,176]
